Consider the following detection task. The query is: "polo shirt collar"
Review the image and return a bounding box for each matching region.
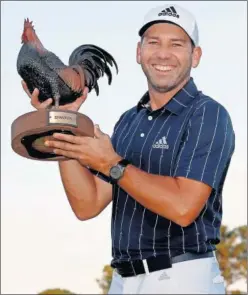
[137,77,199,115]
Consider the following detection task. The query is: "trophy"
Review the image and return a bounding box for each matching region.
[11,18,118,161]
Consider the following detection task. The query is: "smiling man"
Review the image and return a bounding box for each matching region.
[22,3,235,294]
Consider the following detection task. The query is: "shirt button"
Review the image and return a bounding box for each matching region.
[140,133,145,137]
[148,116,153,121]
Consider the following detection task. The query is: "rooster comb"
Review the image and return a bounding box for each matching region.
[23,18,35,30]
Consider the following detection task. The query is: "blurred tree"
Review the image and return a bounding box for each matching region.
[96,225,247,294]
[96,265,114,294]
[216,225,247,294]
[39,288,75,294]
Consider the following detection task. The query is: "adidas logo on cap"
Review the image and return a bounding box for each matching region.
[158,6,179,18]
[138,4,199,46]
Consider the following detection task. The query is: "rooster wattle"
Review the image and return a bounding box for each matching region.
[17,18,118,107]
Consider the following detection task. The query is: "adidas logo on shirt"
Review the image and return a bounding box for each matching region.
[152,136,169,149]
[158,6,180,18]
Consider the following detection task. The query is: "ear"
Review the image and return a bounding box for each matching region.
[136,41,141,64]
[192,46,202,68]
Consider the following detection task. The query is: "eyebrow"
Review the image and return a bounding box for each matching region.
[145,36,187,43]
[145,36,160,40]
[170,38,187,43]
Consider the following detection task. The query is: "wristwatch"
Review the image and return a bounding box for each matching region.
[109,158,131,183]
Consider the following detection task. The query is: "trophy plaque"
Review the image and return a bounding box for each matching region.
[11,18,118,161]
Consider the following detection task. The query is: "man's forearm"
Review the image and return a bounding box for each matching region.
[117,164,187,224]
[111,162,211,227]
[58,159,98,220]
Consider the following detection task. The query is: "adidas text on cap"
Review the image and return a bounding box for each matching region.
[138,4,199,46]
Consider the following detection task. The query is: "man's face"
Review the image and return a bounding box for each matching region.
[137,23,202,93]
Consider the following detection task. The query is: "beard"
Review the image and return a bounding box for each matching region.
[140,61,192,93]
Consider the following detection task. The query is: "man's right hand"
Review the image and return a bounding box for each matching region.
[21,80,89,112]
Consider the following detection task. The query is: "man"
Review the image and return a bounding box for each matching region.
[22,4,235,294]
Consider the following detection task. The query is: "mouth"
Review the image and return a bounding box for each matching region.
[152,64,176,73]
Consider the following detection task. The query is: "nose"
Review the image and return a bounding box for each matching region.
[155,45,173,60]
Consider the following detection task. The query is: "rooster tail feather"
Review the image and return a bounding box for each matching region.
[86,44,119,74]
[94,82,99,96]
[68,44,118,96]
[104,64,113,85]
[84,66,97,89]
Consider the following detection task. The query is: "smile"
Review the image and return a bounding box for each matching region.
[152,64,175,72]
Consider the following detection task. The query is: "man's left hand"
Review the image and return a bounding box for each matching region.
[45,125,122,175]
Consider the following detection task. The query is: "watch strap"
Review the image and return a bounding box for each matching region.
[117,158,131,167]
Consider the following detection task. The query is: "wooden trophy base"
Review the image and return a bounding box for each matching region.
[11,109,94,161]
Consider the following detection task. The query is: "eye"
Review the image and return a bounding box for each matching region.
[172,43,183,47]
[148,41,158,45]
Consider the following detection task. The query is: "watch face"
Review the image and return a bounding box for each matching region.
[110,166,122,180]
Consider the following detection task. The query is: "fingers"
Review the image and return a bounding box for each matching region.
[94,124,105,139]
[73,87,89,108]
[53,148,79,159]
[51,133,84,144]
[30,88,41,108]
[40,98,53,108]
[22,80,39,105]
[45,138,80,152]
[59,87,89,111]
[30,88,53,109]
[22,79,89,111]
[21,80,31,97]
[44,132,93,161]
[22,80,53,109]
[82,86,89,98]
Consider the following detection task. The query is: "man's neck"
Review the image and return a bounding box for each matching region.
[148,77,190,111]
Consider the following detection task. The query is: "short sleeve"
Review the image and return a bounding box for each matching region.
[173,101,235,190]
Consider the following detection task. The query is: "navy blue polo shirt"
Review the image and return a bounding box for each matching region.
[91,77,235,264]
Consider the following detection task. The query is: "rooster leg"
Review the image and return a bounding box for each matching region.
[54,94,60,108]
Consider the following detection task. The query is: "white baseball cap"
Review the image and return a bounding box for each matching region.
[138,4,199,46]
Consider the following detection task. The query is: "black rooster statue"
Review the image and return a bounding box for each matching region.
[17,18,118,107]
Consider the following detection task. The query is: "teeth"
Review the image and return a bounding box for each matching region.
[153,65,174,72]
